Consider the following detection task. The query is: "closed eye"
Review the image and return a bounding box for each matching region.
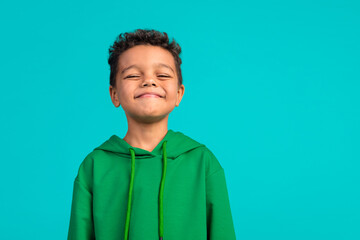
[125,75,139,78]
[126,75,170,78]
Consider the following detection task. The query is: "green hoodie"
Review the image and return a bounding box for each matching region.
[68,129,236,240]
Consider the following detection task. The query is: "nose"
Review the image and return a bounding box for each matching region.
[141,77,157,87]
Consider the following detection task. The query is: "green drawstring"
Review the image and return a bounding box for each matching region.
[124,141,168,240]
[159,141,167,240]
[124,148,135,240]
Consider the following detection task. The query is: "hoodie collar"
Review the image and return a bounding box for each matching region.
[93,129,205,159]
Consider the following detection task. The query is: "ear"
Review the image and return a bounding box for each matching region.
[175,84,185,107]
[109,85,120,108]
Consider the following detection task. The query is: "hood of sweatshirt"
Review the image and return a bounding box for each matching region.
[94,129,205,159]
[93,129,205,240]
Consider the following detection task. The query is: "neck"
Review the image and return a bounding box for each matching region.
[123,115,169,152]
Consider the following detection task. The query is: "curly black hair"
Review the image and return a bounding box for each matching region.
[108,28,183,88]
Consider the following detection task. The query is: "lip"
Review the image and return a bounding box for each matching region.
[136,92,164,98]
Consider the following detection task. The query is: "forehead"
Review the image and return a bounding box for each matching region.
[118,45,175,71]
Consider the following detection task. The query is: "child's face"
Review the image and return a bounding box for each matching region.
[109,45,185,123]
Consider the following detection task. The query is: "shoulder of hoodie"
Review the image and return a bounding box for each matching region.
[176,131,223,177]
[196,145,224,177]
[71,151,95,192]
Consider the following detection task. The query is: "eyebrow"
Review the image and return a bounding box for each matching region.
[120,63,175,74]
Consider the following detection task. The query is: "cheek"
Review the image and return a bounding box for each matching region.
[119,83,134,98]
[164,83,179,96]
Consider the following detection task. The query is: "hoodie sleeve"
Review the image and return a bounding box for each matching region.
[205,150,236,240]
[67,155,95,240]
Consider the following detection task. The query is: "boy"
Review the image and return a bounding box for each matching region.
[67,28,236,240]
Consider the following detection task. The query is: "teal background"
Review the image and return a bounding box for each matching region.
[0,0,359,239]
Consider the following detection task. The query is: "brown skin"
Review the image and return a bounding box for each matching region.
[109,45,185,152]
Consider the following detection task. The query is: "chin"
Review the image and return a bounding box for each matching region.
[137,115,168,123]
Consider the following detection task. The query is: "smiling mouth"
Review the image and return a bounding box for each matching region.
[136,94,163,98]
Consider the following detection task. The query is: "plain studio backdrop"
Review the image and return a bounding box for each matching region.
[0,0,359,239]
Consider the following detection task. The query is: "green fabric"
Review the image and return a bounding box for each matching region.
[67,129,236,240]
